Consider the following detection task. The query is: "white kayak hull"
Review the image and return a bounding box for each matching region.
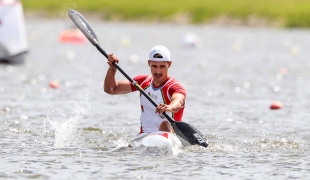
[130,131,183,155]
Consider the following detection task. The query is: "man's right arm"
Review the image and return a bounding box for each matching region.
[104,54,132,95]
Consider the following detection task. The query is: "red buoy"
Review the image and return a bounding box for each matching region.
[270,101,283,110]
[59,29,87,44]
[49,80,60,89]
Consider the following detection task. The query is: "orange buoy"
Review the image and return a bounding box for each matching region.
[59,29,87,44]
[270,101,283,110]
[49,80,60,89]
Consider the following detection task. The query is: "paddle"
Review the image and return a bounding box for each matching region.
[68,9,208,147]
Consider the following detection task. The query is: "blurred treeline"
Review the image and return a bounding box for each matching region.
[22,0,310,28]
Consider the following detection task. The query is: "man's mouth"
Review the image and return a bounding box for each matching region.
[154,73,162,78]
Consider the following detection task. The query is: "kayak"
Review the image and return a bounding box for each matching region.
[130,131,183,155]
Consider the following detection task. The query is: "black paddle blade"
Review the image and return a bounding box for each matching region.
[68,9,99,46]
[172,122,208,147]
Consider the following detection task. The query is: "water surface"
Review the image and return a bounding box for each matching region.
[0,19,310,179]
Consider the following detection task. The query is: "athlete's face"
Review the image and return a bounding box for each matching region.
[148,60,172,86]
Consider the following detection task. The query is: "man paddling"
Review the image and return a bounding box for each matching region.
[104,45,186,137]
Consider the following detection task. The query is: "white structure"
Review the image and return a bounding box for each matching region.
[130,131,183,155]
[0,0,27,63]
[182,32,203,49]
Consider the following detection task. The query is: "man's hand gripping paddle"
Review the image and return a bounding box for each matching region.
[68,9,208,147]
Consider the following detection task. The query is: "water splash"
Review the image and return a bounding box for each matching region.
[48,87,93,148]
[50,118,79,147]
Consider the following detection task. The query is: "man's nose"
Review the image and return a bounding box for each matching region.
[155,67,161,71]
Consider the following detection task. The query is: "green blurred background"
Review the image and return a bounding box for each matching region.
[22,0,310,28]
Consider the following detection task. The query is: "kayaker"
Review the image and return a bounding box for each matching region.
[104,45,186,137]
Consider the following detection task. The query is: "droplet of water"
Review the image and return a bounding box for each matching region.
[290,46,300,55]
[276,73,283,80]
[19,75,27,81]
[6,65,15,72]
[273,86,280,92]
[20,115,28,120]
[122,37,131,47]
[243,82,250,88]
[30,79,37,85]
[66,51,76,59]
[129,54,140,63]
[232,42,242,51]
[42,88,47,93]
[281,138,287,143]
[38,74,46,81]
[207,91,212,96]
[235,87,241,93]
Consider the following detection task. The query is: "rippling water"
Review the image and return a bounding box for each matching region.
[1,18,310,179]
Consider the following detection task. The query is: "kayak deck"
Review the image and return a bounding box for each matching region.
[130,131,183,155]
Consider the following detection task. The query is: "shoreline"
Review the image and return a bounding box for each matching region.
[24,11,289,30]
[21,0,310,29]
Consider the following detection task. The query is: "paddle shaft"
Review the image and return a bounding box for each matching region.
[96,44,175,124]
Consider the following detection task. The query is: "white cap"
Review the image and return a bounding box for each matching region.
[149,45,171,61]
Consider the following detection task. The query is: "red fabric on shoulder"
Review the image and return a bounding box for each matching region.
[168,83,186,98]
[130,75,149,92]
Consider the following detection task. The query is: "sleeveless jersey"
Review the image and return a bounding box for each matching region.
[130,75,186,134]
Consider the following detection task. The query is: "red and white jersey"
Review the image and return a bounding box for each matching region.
[130,75,186,135]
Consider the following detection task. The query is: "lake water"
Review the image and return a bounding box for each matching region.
[1,18,310,179]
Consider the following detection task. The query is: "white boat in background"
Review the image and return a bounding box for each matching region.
[0,0,27,63]
[130,131,183,155]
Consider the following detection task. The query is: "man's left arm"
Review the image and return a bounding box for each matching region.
[168,93,185,112]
